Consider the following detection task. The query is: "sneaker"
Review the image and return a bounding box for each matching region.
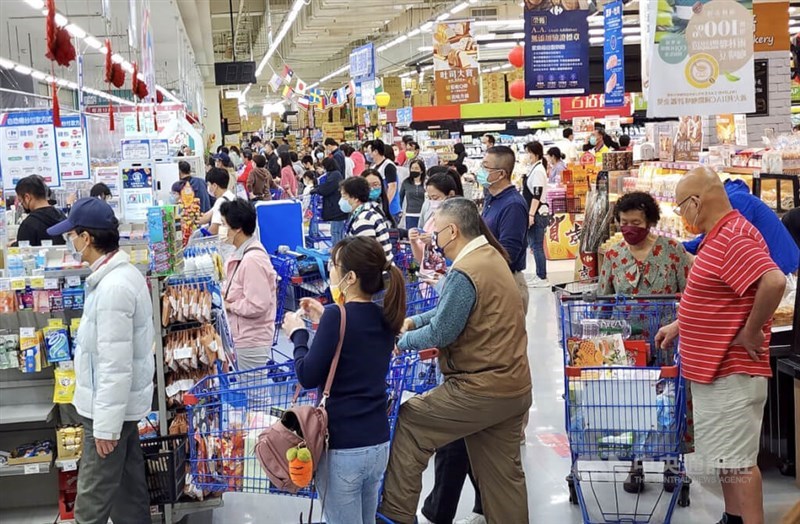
[525,275,541,287]
[532,278,550,288]
[416,513,435,524]
[455,513,487,524]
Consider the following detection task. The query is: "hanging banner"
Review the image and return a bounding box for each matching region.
[0,110,60,189]
[358,79,376,107]
[350,43,376,81]
[524,4,589,97]
[560,93,634,120]
[603,1,625,107]
[433,21,480,105]
[753,1,790,52]
[640,0,658,100]
[646,0,755,117]
[673,116,704,161]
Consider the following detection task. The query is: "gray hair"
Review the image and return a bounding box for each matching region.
[438,197,482,239]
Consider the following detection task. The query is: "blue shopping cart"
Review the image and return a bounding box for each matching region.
[559,293,690,524]
[306,194,332,249]
[184,349,440,522]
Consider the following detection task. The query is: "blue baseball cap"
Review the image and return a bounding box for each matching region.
[47,197,118,237]
[213,152,232,167]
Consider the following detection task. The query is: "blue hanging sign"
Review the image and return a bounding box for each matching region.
[349,43,376,81]
[524,6,589,97]
[603,1,625,107]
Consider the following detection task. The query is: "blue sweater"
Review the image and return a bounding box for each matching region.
[291,302,393,449]
[683,179,800,274]
[482,186,528,272]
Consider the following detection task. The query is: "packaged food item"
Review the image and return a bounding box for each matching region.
[19,328,42,373]
[0,334,20,370]
[53,367,76,403]
[56,426,84,459]
[138,412,159,439]
[43,325,71,362]
[0,290,18,313]
[61,287,85,310]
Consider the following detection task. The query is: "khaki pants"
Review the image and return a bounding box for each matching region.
[380,380,532,524]
[512,271,530,315]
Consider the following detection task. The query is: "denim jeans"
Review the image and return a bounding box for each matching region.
[527,213,548,280]
[330,220,346,246]
[316,442,390,524]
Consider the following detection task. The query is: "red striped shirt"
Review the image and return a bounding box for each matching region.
[678,211,777,384]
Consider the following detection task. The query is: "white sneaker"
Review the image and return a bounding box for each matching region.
[532,278,550,288]
[526,275,542,288]
[455,513,488,524]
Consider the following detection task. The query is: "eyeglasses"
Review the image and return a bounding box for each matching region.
[673,194,699,216]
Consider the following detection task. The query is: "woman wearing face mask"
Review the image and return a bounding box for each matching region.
[362,169,397,228]
[339,176,394,262]
[597,191,693,494]
[220,198,277,371]
[403,142,421,167]
[400,159,427,229]
[281,236,405,524]
[546,147,567,185]
[523,141,550,288]
[409,172,463,278]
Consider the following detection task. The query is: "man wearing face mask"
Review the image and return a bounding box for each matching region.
[14,175,67,246]
[477,146,530,312]
[46,197,154,524]
[324,137,346,175]
[657,167,786,524]
[219,198,277,371]
[381,197,531,524]
[198,168,235,236]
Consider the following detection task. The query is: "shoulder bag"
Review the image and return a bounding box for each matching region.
[254,303,346,494]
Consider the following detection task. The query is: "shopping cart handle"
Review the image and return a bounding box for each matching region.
[183,392,198,406]
[418,348,439,361]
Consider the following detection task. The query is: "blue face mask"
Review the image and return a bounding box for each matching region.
[369,188,381,201]
[339,198,353,213]
[365,153,373,164]
[589,135,597,146]
[316,151,324,160]
[475,166,491,188]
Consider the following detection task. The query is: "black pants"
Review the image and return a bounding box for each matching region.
[421,438,483,523]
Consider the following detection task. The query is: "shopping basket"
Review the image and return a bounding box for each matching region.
[559,293,690,524]
[184,349,439,513]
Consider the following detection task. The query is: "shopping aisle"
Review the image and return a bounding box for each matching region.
[188,264,798,524]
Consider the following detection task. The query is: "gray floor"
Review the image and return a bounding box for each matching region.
[184,260,800,524]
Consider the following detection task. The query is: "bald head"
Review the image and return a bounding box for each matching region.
[675,166,731,235]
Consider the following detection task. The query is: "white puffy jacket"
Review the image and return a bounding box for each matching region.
[73,250,155,440]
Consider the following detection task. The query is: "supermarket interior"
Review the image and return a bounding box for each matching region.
[1,0,800,523]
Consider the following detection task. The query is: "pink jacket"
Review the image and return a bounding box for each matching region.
[224,237,277,349]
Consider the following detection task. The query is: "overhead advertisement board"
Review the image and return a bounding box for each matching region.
[433,21,480,105]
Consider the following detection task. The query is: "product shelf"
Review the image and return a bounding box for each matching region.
[0,402,55,425]
[0,459,52,477]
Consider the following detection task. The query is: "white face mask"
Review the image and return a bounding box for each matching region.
[66,234,87,263]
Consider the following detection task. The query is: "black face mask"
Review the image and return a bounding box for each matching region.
[410,171,422,178]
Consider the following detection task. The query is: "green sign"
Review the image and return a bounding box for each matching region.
[792,84,800,103]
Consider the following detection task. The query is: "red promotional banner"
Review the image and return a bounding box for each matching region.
[559,93,633,120]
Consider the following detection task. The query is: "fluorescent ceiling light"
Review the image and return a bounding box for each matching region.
[421,21,434,31]
[320,64,350,83]
[418,46,434,51]
[0,58,14,69]
[622,27,640,34]
[14,65,32,75]
[66,24,86,38]
[395,35,408,44]
[469,0,478,3]
[25,0,44,8]
[31,71,47,80]
[476,33,497,41]
[451,2,469,13]
[408,29,421,37]
[40,10,68,26]
[121,61,134,73]
[255,0,307,77]
[157,85,182,104]
[436,13,451,21]
[111,54,124,64]
[485,41,517,49]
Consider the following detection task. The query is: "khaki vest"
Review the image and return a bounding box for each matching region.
[440,243,531,398]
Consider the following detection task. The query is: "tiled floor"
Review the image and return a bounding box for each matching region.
[185,259,800,524]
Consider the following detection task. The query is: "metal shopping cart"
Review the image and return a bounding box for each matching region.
[559,293,690,524]
[184,349,439,522]
[305,194,332,249]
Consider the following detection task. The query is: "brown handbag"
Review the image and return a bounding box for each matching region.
[254,303,346,494]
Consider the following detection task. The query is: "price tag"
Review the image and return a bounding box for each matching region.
[10,278,26,290]
[0,279,10,292]
[60,459,77,472]
[66,276,81,287]
[58,361,75,370]
[44,278,59,290]
[30,276,45,289]
[18,241,30,248]
[20,327,36,339]
[7,247,20,255]
[173,346,193,360]
[41,240,53,247]
[23,463,40,474]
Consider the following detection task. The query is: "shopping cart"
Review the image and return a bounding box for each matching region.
[305,194,332,249]
[559,293,690,524]
[405,280,439,317]
[184,349,440,521]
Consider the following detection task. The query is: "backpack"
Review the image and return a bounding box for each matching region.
[254,304,346,493]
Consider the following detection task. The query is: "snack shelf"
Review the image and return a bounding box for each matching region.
[0,459,52,477]
[0,401,55,425]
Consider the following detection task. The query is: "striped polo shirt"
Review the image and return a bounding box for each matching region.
[678,211,777,384]
[346,201,393,262]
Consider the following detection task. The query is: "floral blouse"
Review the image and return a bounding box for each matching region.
[599,236,692,296]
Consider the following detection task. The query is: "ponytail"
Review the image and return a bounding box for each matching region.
[479,217,510,264]
[382,264,406,335]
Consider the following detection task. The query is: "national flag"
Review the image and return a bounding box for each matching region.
[268,73,283,92]
[282,84,293,99]
[297,97,310,109]
[281,65,294,82]
[330,89,339,106]
[295,78,307,95]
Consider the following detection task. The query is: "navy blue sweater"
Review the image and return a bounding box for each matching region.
[482,185,528,272]
[291,302,394,449]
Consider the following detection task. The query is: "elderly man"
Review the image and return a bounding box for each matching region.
[380,198,531,524]
[657,167,785,524]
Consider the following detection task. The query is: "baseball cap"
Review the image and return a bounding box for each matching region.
[213,152,232,167]
[47,197,118,237]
